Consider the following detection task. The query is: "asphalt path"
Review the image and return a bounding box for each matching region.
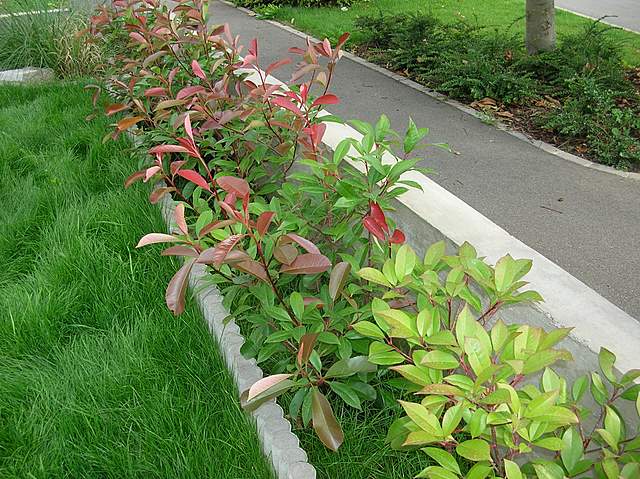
[556,0,640,32]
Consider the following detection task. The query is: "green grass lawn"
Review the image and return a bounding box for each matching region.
[266,0,640,65]
[0,82,274,478]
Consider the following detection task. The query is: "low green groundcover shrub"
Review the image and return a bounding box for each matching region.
[84,1,640,477]
[354,13,640,169]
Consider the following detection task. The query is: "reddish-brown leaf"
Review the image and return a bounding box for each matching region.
[198,234,245,267]
[256,211,276,236]
[265,58,292,76]
[136,233,178,248]
[282,233,320,255]
[191,59,206,79]
[329,261,351,301]
[176,85,205,100]
[154,99,187,111]
[311,388,344,451]
[174,203,188,235]
[177,169,211,191]
[273,244,298,265]
[105,103,129,116]
[297,333,319,367]
[149,144,190,155]
[142,50,167,67]
[198,219,236,238]
[124,170,145,188]
[144,87,167,97]
[222,250,251,265]
[217,176,250,198]
[144,165,161,182]
[235,259,269,282]
[162,245,199,257]
[166,258,196,315]
[149,187,175,204]
[369,202,389,233]
[117,116,145,131]
[280,253,331,275]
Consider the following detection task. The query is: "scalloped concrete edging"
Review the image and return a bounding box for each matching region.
[157,195,315,479]
[220,0,640,181]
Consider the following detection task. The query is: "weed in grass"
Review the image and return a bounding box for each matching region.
[0,82,274,479]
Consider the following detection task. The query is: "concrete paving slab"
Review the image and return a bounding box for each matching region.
[209,0,640,321]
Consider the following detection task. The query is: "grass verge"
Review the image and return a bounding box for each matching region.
[0,81,274,479]
[256,0,640,65]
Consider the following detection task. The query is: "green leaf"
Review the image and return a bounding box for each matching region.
[289,292,304,320]
[455,439,491,462]
[604,406,621,445]
[416,466,459,479]
[390,364,431,386]
[572,375,588,401]
[357,267,392,287]
[421,350,459,370]
[333,138,352,164]
[375,309,418,339]
[398,400,443,437]
[528,406,578,425]
[395,244,417,280]
[466,464,492,479]
[329,261,351,301]
[534,437,564,451]
[467,409,488,438]
[352,321,385,340]
[404,118,428,154]
[504,460,523,479]
[441,403,465,437]
[368,342,405,365]
[424,241,446,269]
[524,390,559,418]
[289,387,308,421]
[329,382,361,409]
[599,348,618,384]
[591,372,609,405]
[561,427,583,474]
[311,388,344,451]
[494,255,532,293]
[325,356,376,378]
[422,448,461,474]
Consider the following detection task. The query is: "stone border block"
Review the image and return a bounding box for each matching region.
[159,193,316,479]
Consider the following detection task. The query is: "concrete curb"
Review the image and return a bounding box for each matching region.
[220,0,640,181]
[158,195,316,479]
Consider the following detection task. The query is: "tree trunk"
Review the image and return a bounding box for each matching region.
[526,0,556,54]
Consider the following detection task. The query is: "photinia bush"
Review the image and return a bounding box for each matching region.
[84,0,640,476]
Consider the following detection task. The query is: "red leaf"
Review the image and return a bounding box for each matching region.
[198,219,236,238]
[265,58,292,76]
[198,234,245,267]
[129,31,147,45]
[177,169,211,191]
[336,32,350,49]
[144,87,167,97]
[124,170,145,188]
[369,202,389,233]
[105,103,129,116]
[174,203,188,235]
[256,211,275,236]
[311,94,339,107]
[136,233,178,248]
[166,258,196,315]
[222,250,251,265]
[282,233,321,255]
[191,59,206,79]
[389,229,406,245]
[149,144,190,154]
[248,38,258,57]
[184,113,194,143]
[363,215,387,242]
[271,96,303,117]
[217,176,250,198]
[176,85,205,100]
[280,253,331,275]
[162,245,199,257]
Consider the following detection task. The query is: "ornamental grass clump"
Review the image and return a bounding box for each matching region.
[85,1,640,477]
